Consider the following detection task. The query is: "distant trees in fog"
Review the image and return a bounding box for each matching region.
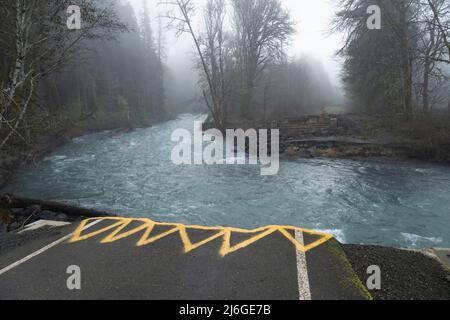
[0,0,166,152]
[165,0,340,128]
[334,0,450,116]
[256,57,342,120]
[231,0,295,120]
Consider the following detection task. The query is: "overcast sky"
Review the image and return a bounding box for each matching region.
[128,0,344,87]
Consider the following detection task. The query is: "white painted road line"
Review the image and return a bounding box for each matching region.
[18,220,71,234]
[295,231,312,301]
[0,220,103,276]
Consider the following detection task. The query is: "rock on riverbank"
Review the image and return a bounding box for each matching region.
[0,206,77,234]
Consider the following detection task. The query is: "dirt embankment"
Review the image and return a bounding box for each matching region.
[208,113,450,163]
[279,114,415,160]
[282,114,450,163]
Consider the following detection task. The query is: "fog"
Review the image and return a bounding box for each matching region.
[128,0,344,113]
[4,0,448,158]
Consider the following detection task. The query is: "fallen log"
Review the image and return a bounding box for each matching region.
[0,194,115,218]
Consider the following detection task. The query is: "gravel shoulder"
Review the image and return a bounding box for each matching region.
[343,244,450,300]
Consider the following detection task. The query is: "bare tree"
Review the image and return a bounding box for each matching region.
[161,0,222,128]
[425,0,450,63]
[379,0,419,116]
[157,16,167,115]
[413,0,450,113]
[203,0,232,127]
[232,0,295,119]
[162,0,294,124]
[334,0,421,116]
[418,1,441,112]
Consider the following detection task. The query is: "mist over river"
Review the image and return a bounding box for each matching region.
[3,114,450,248]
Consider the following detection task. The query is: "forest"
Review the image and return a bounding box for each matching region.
[162,0,450,129]
[0,0,165,156]
[335,0,450,115]
[0,0,450,158]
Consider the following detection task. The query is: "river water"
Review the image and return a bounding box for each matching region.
[4,114,450,248]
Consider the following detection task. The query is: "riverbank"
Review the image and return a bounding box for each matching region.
[1,136,70,190]
[0,113,176,190]
[4,112,449,190]
[0,136,69,191]
[281,113,450,163]
[204,113,450,164]
[0,195,114,233]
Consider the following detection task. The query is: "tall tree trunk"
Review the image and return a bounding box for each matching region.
[0,0,31,149]
[399,4,413,117]
[422,22,436,114]
[423,59,430,114]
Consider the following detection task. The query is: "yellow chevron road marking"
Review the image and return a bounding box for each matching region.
[69,217,333,257]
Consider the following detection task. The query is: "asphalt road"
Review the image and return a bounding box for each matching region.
[0,218,372,300]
